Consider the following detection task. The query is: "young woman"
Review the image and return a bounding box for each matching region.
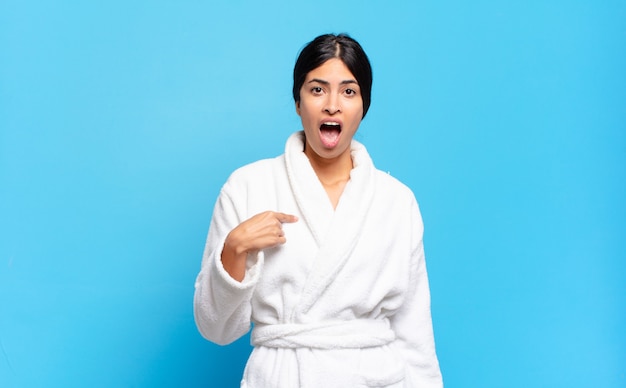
[194,33,443,387]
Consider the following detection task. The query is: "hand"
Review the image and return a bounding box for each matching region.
[221,211,298,281]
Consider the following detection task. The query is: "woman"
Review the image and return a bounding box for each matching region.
[194,33,443,387]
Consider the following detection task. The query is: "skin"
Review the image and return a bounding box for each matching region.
[296,58,364,207]
[222,211,298,282]
[222,57,364,282]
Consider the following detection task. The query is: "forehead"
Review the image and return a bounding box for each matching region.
[305,58,356,81]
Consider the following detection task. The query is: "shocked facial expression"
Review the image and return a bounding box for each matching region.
[296,58,364,164]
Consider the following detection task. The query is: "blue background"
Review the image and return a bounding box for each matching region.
[1,1,624,387]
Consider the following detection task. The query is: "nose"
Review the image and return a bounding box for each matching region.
[324,94,341,114]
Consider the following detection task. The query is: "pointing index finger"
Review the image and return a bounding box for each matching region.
[275,212,298,223]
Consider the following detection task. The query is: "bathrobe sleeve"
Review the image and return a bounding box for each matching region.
[390,198,443,387]
[193,178,264,345]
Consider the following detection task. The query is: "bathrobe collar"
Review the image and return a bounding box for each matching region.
[284,131,377,314]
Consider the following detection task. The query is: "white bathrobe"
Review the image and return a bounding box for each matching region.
[194,132,443,387]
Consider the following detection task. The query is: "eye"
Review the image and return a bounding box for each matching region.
[311,86,323,95]
[345,88,357,96]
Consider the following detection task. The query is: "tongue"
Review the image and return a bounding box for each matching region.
[320,127,341,148]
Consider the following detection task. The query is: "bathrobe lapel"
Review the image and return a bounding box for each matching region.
[284,132,334,247]
[284,132,377,315]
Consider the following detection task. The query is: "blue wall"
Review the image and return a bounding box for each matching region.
[1,1,624,387]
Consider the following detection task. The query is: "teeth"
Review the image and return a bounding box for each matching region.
[322,122,340,126]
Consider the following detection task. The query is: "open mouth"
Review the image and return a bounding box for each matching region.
[319,122,342,148]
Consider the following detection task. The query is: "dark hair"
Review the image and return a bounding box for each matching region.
[293,33,373,118]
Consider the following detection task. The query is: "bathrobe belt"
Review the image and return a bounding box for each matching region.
[251,319,396,349]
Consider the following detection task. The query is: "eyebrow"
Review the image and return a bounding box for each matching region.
[308,78,358,86]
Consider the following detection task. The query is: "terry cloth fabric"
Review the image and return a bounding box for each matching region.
[194,131,443,387]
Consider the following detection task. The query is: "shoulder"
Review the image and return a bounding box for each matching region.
[352,139,418,205]
[373,169,418,205]
[372,168,424,224]
[221,155,285,194]
[229,156,282,180]
[373,169,426,244]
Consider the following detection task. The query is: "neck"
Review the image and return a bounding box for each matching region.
[304,145,353,186]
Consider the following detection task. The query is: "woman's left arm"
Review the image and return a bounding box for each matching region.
[390,199,443,387]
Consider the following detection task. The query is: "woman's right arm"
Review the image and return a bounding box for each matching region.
[193,185,297,345]
[193,187,257,345]
[221,211,298,282]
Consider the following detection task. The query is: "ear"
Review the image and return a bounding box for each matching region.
[295,101,301,116]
